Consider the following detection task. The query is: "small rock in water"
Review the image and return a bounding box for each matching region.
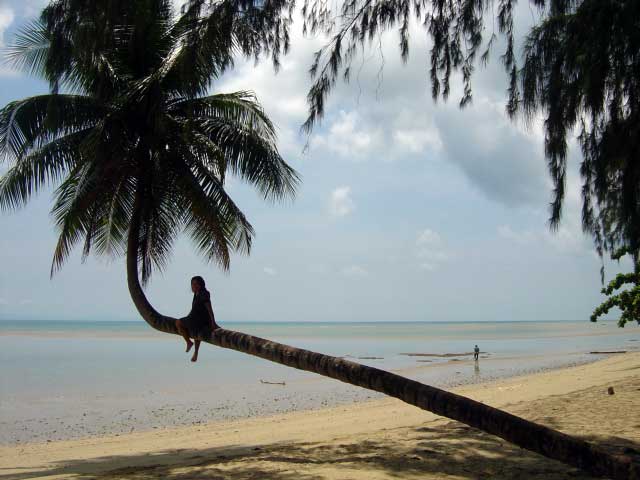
[607,386,615,395]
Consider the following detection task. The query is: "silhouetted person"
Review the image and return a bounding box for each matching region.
[175,276,220,362]
[474,344,480,361]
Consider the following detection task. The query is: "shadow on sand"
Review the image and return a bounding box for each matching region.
[3,421,638,480]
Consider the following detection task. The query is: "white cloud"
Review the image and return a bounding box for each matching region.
[312,110,382,159]
[0,6,15,49]
[341,265,368,277]
[393,128,442,154]
[329,186,355,217]
[263,266,277,276]
[0,297,7,305]
[415,229,452,271]
[0,5,15,69]
[416,229,442,246]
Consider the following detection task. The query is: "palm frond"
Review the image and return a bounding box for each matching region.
[204,118,298,200]
[172,93,299,200]
[161,0,292,99]
[50,162,102,275]
[171,92,277,141]
[169,148,254,269]
[135,162,184,285]
[92,176,136,259]
[0,129,91,211]
[3,20,51,80]
[0,95,104,162]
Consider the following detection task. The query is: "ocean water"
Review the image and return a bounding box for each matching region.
[0,320,638,444]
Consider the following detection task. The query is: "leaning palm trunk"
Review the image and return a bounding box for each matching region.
[127,211,636,480]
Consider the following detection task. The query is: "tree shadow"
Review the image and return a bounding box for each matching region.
[4,421,638,480]
[0,444,322,480]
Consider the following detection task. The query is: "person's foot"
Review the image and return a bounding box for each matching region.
[191,352,198,362]
[185,340,193,352]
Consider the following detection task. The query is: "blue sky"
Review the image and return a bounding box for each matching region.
[0,0,630,322]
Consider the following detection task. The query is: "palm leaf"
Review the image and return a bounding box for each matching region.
[169,147,254,269]
[0,95,104,161]
[0,129,91,211]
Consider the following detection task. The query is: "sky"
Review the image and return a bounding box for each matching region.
[0,0,631,323]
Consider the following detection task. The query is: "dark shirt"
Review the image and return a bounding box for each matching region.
[189,290,211,324]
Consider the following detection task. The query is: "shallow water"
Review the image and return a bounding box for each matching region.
[0,320,638,444]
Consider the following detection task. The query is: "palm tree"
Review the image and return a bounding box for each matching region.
[0,2,636,479]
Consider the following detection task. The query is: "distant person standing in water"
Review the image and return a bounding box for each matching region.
[474,345,480,361]
[175,276,220,362]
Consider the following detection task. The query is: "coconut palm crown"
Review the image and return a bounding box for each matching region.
[0,0,299,285]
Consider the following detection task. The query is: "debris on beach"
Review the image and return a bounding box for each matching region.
[589,351,627,354]
[260,380,286,386]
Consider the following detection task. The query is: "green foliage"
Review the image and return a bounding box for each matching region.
[301,0,640,261]
[0,0,299,284]
[591,248,640,327]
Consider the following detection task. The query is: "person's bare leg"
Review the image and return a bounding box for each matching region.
[191,340,200,362]
[175,319,193,352]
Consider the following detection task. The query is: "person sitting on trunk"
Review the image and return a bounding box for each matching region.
[175,276,220,362]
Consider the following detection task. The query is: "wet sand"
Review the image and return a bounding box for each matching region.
[1,352,638,480]
[1,350,610,445]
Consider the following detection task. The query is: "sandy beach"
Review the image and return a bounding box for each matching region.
[1,351,638,480]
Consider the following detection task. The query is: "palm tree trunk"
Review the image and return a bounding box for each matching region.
[126,205,637,480]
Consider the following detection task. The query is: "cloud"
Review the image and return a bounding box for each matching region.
[341,265,368,277]
[263,266,277,276]
[419,262,437,271]
[415,229,452,271]
[416,229,442,246]
[329,186,355,217]
[434,97,549,207]
[498,220,590,255]
[393,127,442,154]
[0,298,7,305]
[0,5,15,49]
[311,110,382,159]
[497,225,536,245]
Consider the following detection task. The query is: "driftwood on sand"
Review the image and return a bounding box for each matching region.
[260,380,286,386]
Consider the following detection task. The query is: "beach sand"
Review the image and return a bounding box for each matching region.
[1,352,638,480]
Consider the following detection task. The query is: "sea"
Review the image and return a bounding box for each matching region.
[1,320,638,444]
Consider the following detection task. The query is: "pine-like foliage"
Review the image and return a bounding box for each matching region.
[301,0,640,262]
[592,248,640,327]
[0,0,298,284]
